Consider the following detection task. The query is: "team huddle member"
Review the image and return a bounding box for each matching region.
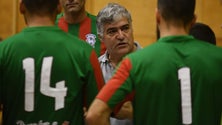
[56,0,106,56]
[189,22,216,45]
[86,0,222,124]
[97,3,142,125]
[0,0,104,124]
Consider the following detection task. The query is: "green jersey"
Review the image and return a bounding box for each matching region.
[56,12,106,57]
[97,36,222,125]
[0,26,104,125]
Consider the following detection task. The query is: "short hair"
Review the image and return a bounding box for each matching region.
[22,0,59,15]
[189,22,216,45]
[157,0,195,26]
[96,3,132,37]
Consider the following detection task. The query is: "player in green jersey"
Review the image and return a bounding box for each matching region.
[86,0,222,125]
[0,0,104,124]
[56,0,106,57]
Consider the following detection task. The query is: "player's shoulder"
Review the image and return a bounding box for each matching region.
[86,12,96,20]
[0,33,22,46]
[208,45,222,57]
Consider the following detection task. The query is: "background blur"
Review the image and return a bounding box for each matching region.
[0,0,222,47]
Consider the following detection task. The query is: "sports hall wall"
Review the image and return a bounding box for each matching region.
[0,0,222,47]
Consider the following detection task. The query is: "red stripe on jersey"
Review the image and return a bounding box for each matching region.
[97,58,132,103]
[89,50,105,90]
[58,17,68,32]
[79,17,91,40]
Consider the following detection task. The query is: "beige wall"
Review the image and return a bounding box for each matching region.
[195,0,222,46]
[0,0,222,47]
[0,0,16,39]
[86,0,157,47]
[85,0,222,47]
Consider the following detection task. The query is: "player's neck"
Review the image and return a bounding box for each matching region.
[64,10,87,24]
[108,54,129,68]
[160,26,188,38]
[159,21,190,38]
[108,44,137,68]
[108,53,125,68]
[26,16,55,27]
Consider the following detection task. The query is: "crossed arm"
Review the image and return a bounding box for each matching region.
[85,99,112,125]
[85,99,133,125]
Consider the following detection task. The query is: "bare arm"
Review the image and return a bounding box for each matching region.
[85,99,112,125]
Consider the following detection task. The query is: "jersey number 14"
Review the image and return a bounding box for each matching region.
[23,57,67,112]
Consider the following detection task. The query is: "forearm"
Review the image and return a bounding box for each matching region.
[85,99,111,125]
[85,113,110,125]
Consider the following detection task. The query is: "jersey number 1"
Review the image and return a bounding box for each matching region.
[178,67,192,124]
[23,57,67,112]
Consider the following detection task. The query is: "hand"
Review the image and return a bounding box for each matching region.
[115,101,133,120]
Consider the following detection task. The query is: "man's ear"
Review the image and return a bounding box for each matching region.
[191,14,197,26]
[19,0,26,14]
[155,8,161,25]
[98,34,103,42]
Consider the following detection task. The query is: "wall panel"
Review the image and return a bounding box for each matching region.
[0,0,14,39]
[201,0,222,46]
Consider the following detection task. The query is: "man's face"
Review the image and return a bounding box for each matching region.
[60,0,85,13]
[101,17,135,56]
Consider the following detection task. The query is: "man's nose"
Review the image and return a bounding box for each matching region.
[116,30,125,40]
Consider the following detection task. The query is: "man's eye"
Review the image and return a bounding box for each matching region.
[107,29,117,35]
[121,26,130,31]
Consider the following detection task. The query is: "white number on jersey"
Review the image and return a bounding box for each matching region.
[23,57,67,112]
[178,67,192,124]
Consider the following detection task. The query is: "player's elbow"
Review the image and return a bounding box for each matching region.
[85,99,111,125]
[85,110,99,124]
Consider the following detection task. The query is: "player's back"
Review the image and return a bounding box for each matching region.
[129,35,222,125]
[0,26,99,124]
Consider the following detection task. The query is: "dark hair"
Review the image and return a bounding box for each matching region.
[22,0,59,15]
[157,0,195,26]
[189,22,216,45]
